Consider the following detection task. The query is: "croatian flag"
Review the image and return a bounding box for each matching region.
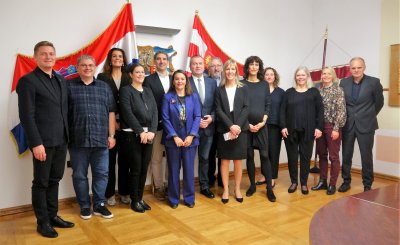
[186,13,244,76]
[8,3,138,154]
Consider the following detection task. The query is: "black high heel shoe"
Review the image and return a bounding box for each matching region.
[221,198,229,204]
[234,191,243,203]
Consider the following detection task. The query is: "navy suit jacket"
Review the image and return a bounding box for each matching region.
[16,67,69,149]
[161,91,201,148]
[340,75,384,133]
[144,73,172,130]
[189,76,217,137]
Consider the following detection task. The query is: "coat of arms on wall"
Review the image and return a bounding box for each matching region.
[138,45,177,75]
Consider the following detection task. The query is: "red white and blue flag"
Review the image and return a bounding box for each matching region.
[186,13,244,76]
[8,3,138,154]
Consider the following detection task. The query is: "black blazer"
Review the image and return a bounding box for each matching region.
[97,72,131,115]
[340,75,384,133]
[143,73,171,130]
[16,67,68,149]
[215,85,249,133]
[119,85,158,134]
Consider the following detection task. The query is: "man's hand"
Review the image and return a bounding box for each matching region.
[33,144,46,162]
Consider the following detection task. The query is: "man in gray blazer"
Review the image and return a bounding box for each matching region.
[338,57,384,192]
[189,55,217,198]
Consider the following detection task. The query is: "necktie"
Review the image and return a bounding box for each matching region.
[197,78,204,104]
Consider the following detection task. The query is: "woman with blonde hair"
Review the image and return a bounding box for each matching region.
[215,60,249,203]
[311,67,346,195]
[280,66,324,195]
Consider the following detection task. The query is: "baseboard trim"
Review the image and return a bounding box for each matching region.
[1,163,397,217]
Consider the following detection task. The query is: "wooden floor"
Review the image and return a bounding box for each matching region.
[0,168,397,245]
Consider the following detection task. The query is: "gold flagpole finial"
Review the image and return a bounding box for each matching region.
[126,0,131,3]
[324,26,328,39]
[195,10,199,15]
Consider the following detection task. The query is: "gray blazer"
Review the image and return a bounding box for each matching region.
[190,76,217,137]
[340,75,384,133]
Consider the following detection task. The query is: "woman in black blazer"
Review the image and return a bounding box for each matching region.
[119,63,158,213]
[280,66,324,195]
[97,48,131,206]
[215,60,249,204]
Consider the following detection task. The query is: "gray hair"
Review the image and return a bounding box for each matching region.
[77,54,96,65]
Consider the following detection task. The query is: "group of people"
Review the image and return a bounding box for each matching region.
[17,40,384,239]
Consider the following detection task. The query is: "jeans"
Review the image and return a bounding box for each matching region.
[198,135,214,190]
[70,146,109,208]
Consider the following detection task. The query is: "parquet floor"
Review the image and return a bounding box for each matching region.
[0,167,397,245]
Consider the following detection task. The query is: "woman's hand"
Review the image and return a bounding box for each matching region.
[183,135,194,147]
[173,136,184,147]
[230,125,241,136]
[147,132,155,142]
[314,129,322,139]
[281,128,289,138]
[331,130,339,141]
[140,132,148,144]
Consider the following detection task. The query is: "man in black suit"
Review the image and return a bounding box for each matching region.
[17,41,74,238]
[189,55,217,199]
[143,51,171,200]
[338,57,384,192]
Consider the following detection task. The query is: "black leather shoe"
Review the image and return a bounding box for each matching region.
[288,183,298,193]
[267,189,276,202]
[311,180,328,191]
[50,216,74,228]
[255,180,267,185]
[184,202,195,208]
[170,203,178,209]
[131,202,145,213]
[200,189,215,198]
[246,186,256,197]
[221,198,229,204]
[301,185,309,195]
[327,185,336,195]
[37,223,58,238]
[139,200,151,210]
[364,186,371,192]
[338,183,351,192]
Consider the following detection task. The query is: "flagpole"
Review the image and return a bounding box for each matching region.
[310,27,328,174]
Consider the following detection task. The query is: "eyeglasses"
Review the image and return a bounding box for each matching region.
[79,64,95,68]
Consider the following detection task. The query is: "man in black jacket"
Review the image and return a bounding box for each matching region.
[17,41,74,238]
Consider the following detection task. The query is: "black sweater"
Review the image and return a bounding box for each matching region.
[280,87,324,141]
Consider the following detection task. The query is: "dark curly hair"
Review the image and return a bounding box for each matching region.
[243,56,264,81]
[102,48,128,79]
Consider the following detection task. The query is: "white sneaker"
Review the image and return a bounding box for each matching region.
[120,195,130,204]
[107,196,116,206]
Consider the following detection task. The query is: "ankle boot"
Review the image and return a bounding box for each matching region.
[311,179,328,191]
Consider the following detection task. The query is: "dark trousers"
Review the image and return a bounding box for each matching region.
[316,123,342,186]
[105,131,129,198]
[284,130,314,186]
[342,126,375,187]
[267,124,282,179]
[198,134,213,190]
[208,132,222,185]
[32,144,67,225]
[120,132,152,202]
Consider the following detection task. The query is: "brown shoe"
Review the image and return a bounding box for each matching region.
[154,187,165,201]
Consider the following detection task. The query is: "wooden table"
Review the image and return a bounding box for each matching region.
[310,184,399,245]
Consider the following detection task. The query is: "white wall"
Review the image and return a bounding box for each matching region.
[0,0,392,209]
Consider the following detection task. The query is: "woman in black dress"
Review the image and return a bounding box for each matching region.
[280,66,324,195]
[97,48,131,206]
[215,60,249,204]
[242,56,276,202]
[256,67,285,188]
[119,63,158,212]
